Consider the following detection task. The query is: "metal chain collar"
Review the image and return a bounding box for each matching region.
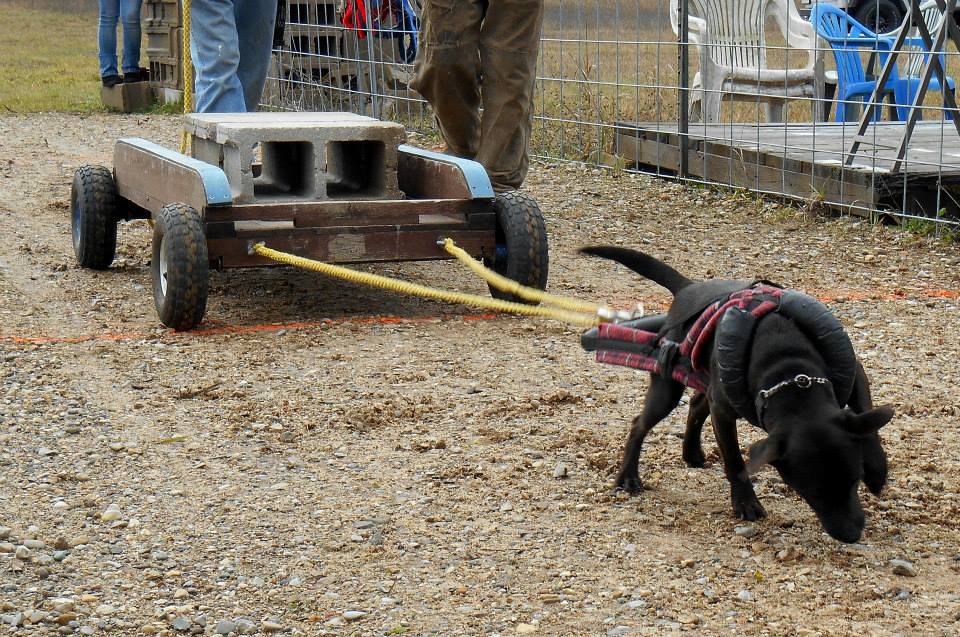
[755,374,832,430]
[758,374,832,401]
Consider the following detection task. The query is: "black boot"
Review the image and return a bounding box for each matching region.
[101,74,123,88]
[123,67,150,83]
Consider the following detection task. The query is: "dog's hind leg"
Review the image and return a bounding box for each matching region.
[682,392,710,468]
[710,403,766,521]
[615,374,685,494]
[849,362,888,495]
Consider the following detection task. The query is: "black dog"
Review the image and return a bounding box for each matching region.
[583,247,892,543]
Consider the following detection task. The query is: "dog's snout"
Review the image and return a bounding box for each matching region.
[826,522,864,544]
[820,495,865,544]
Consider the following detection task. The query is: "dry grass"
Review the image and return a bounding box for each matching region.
[0,2,102,112]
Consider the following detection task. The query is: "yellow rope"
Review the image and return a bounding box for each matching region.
[179,0,193,154]
[440,237,633,320]
[250,243,601,328]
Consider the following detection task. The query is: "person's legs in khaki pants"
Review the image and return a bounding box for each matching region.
[411,0,543,191]
[410,0,485,160]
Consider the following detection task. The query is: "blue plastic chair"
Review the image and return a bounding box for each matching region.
[811,3,954,122]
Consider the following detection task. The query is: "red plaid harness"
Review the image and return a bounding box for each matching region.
[595,284,784,393]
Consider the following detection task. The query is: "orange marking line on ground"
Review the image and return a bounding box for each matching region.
[0,314,501,346]
[1,288,956,347]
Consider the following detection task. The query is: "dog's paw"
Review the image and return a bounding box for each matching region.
[733,497,767,521]
[682,448,707,468]
[614,474,644,495]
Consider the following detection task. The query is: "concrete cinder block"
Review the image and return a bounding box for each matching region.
[184,112,406,204]
[101,82,154,112]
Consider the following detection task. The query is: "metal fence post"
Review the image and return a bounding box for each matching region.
[363,3,381,119]
[678,0,690,179]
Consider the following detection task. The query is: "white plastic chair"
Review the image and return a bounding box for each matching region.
[670,0,824,122]
[892,0,947,78]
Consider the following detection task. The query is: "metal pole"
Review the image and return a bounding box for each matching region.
[363,2,381,119]
[678,0,690,178]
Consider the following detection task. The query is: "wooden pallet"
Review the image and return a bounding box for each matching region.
[615,121,960,217]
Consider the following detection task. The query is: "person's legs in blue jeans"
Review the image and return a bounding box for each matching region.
[190,0,246,112]
[120,0,143,75]
[191,0,276,112]
[98,0,120,78]
[235,0,278,111]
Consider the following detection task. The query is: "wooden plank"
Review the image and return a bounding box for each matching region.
[397,152,474,200]
[114,141,212,215]
[613,121,960,215]
[615,132,876,211]
[615,133,680,173]
[229,217,493,238]
[615,120,960,177]
[204,198,491,226]
[208,229,495,268]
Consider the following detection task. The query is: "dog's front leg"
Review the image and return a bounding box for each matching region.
[710,405,766,521]
[615,375,685,494]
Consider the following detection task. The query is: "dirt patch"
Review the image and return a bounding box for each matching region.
[1,113,959,636]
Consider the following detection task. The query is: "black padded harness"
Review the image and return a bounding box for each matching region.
[582,284,858,427]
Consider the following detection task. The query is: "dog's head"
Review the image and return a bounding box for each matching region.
[747,405,893,543]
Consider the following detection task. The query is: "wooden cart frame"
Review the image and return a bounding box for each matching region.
[71,135,549,329]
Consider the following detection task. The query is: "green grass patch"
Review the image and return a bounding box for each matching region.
[0,3,103,112]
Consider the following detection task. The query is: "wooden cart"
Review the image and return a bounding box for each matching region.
[70,113,548,330]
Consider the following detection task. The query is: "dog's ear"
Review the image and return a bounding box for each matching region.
[747,435,785,474]
[844,405,894,436]
[862,432,888,495]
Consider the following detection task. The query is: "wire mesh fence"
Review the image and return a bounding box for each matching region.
[262,0,960,236]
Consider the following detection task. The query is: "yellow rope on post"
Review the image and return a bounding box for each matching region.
[250,243,601,328]
[179,0,193,154]
[440,238,638,322]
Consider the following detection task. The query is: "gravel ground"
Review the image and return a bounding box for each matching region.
[1,113,959,636]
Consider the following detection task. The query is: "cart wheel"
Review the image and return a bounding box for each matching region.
[151,203,209,330]
[483,191,549,304]
[71,165,118,269]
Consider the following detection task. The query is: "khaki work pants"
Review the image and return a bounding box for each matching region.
[410,0,544,191]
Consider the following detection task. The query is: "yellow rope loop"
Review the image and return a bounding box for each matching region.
[441,238,638,322]
[440,238,600,313]
[179,0,193,155]
[251,244,601,328]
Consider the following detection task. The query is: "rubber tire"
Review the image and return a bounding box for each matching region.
[853,0,903,34]
[483,191,549,304]
[151,203,209,331]
[71,165,118,269]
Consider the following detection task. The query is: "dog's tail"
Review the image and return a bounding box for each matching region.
[580,246,693,295]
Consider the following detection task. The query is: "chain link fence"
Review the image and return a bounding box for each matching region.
[263,0,960,236]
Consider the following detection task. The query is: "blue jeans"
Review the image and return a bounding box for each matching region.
[190,0,277,112]
[98,0,142,77]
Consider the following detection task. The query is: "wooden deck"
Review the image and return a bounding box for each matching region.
[615,121,960,217]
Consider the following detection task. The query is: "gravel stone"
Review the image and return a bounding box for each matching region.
[891,559,918,577]
[734,525,757,538]
[342,611,366,621]
[170,616,192,632]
